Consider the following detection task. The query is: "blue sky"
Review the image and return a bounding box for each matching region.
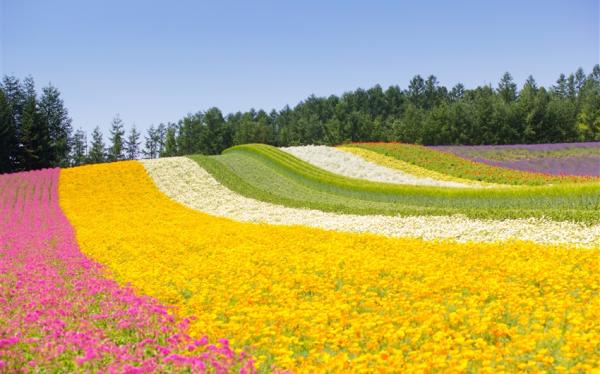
[2,0,599,134]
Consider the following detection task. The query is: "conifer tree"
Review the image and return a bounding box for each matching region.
[39,84,72,167]
[71,128,87,166]
[88,126,106,163]
[20,77,51,170]
[125,125,141,160]
[162,126,178,157]
[108,115,125,161]
[0,87,18,173]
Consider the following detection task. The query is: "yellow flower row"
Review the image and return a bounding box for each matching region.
[59,161,600,372]
[338,146,498,187]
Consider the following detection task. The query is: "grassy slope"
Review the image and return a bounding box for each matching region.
[348,143,598,185]
[188,144,600,223]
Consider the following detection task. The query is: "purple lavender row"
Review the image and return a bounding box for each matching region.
[467,156,600,177]
[430,142,600,176]
[432,142,600,151]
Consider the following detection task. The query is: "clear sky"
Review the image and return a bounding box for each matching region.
[1,0,599,134]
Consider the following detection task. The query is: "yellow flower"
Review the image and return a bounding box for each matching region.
[59,161,600,372]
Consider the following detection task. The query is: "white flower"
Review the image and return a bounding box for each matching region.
[280,145,471,187]
[140,157,600,248]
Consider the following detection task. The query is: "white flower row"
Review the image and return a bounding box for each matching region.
[140,157,600,248]
[280,145,471,188]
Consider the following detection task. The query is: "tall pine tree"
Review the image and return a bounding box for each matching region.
[0,87,18,173]
[39,84,72,167]
[161,125,178,157]
[71,128,87,166]
[498,72,517,103]
[125,125,141,160]
[88,126,106,163]
[108,115,125,161]
[20,77,51,170]
[143,125,161,158]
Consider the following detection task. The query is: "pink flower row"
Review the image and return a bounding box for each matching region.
[0,168,254,373]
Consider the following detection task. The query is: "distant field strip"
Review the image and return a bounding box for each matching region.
[142,157,600,247]
[349,143,597,185]
[189,144,600,223]
[336,146,495,187]
[280,145,471,188]
[432,142,600,177]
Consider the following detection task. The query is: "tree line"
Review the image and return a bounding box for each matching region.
[145,64,600,157]
[0,76,73,173]
[1,65,599,173]
[0,76,166,173]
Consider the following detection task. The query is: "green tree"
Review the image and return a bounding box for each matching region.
[0,87,18,173]
[162,125,178,157]
[2,76,25,134]
[392,104,424,143]
[88,126,106,163]
[576,74,600,140]
[552,74,568,98]
[498,72,517,103]
[108,115,125,161]
[590,64,600,84]
[144,125,161,158]
[156,123,167,156]
[449,83,465,102]
[176,113,203,155]
[574,67,586,94]
[407,75,426,108]
[20,77,51,170]
[39,84,72,167]
[125,125,141,159]
[202,107,226,154]
[423,75,442,109]
[71,128,87,166]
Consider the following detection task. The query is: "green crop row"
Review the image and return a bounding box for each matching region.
[346,143,597,185]
[188,144,600,223]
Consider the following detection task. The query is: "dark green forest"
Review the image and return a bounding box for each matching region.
[1,65,599,173]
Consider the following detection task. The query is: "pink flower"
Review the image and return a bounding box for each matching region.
[0,169,254,372]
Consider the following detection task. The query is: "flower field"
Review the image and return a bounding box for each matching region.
[192,144,600,223]
[347,142,598,185]
[2,141,600,372]
[0,169,252,372]
[337,146,493,187]
[142,157,599,246]
[280,145,470,188]
[431,143,600,177]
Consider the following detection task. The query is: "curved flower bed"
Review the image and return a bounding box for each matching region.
[337,146,495,187]
[0,168,254,372]
[432,143,600,177]
[58,161,600,372]
[141,157,600,247]
[280,145,471,187]
[348,142,596,185]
